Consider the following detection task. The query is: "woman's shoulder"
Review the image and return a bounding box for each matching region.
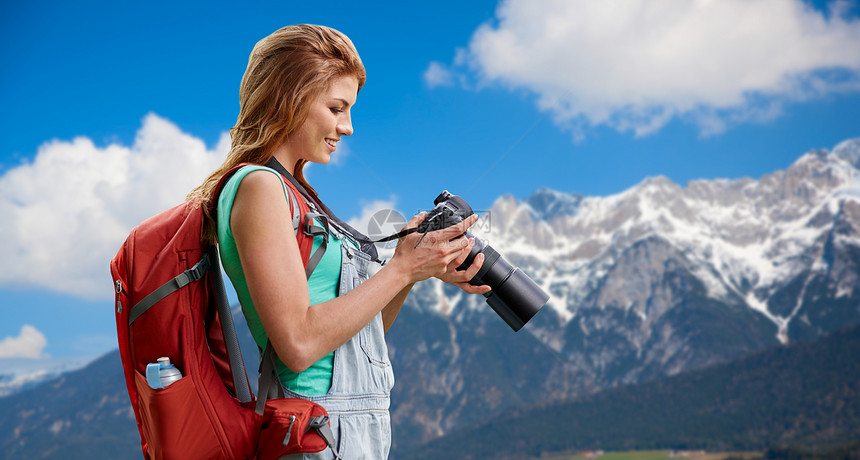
[224,165,285,199]
[231,164,283,185]
[224,165,307,235]
[216,166,292,242]
[228,168,288,208]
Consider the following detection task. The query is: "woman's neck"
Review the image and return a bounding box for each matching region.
[269,145,297,175]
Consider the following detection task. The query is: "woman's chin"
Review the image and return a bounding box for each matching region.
[306,155,331,165]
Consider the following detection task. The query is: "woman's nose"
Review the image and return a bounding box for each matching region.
[338,114,353,136]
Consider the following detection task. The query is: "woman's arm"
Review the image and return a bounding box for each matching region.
[230,171,477,372]
[381,282,413,333]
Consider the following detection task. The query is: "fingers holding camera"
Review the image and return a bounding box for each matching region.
[404,211,427,230]
[390,214,474,283]
[453,281,492,295]
[437,248,492,295]
[451,237,474,267]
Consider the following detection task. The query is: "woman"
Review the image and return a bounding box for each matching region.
[188,24,490,458]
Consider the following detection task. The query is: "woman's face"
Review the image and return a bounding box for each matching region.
[286,75,359,166]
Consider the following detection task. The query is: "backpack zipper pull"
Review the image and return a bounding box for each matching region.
[282,415,296,446]
[115,280,123,314]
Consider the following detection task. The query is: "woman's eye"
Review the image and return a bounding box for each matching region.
[330,108,343,114]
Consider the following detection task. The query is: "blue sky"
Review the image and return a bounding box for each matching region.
[1,0,859,362]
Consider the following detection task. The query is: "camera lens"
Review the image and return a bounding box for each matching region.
[483,267,548,331]
[459,237,548,331]
[433,190,549,332]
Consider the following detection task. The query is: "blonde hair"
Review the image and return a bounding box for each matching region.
[188,24,366,243]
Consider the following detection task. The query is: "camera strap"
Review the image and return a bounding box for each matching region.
[265,158,420,260]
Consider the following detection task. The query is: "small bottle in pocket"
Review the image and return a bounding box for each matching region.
[146,357,183,389]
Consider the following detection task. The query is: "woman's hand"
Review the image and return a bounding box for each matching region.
[436,246,492,295]
[387,212,481,284]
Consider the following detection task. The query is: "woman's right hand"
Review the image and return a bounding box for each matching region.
[387,212,480,284]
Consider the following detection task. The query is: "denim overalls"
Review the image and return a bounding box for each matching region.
[284,223,395,459]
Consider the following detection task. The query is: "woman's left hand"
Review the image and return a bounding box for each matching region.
[436,238,492,295]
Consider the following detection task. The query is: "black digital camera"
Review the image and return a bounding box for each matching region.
[417,191,548,331]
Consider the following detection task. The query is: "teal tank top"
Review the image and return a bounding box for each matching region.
[216,165,344,396]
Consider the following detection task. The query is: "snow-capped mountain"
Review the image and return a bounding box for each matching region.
[387,139,860,451]
[471,138,859,342]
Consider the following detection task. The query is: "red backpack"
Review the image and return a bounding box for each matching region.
[110,164,337,459]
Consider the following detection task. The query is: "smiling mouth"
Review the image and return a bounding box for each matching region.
[325,139,338,149]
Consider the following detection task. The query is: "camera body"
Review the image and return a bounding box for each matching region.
[418,191,548,331]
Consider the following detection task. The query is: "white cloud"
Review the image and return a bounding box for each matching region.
[424,61,455,88]
[0,325,47,359]
[443,0,860,136]
[0,113,229,300]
